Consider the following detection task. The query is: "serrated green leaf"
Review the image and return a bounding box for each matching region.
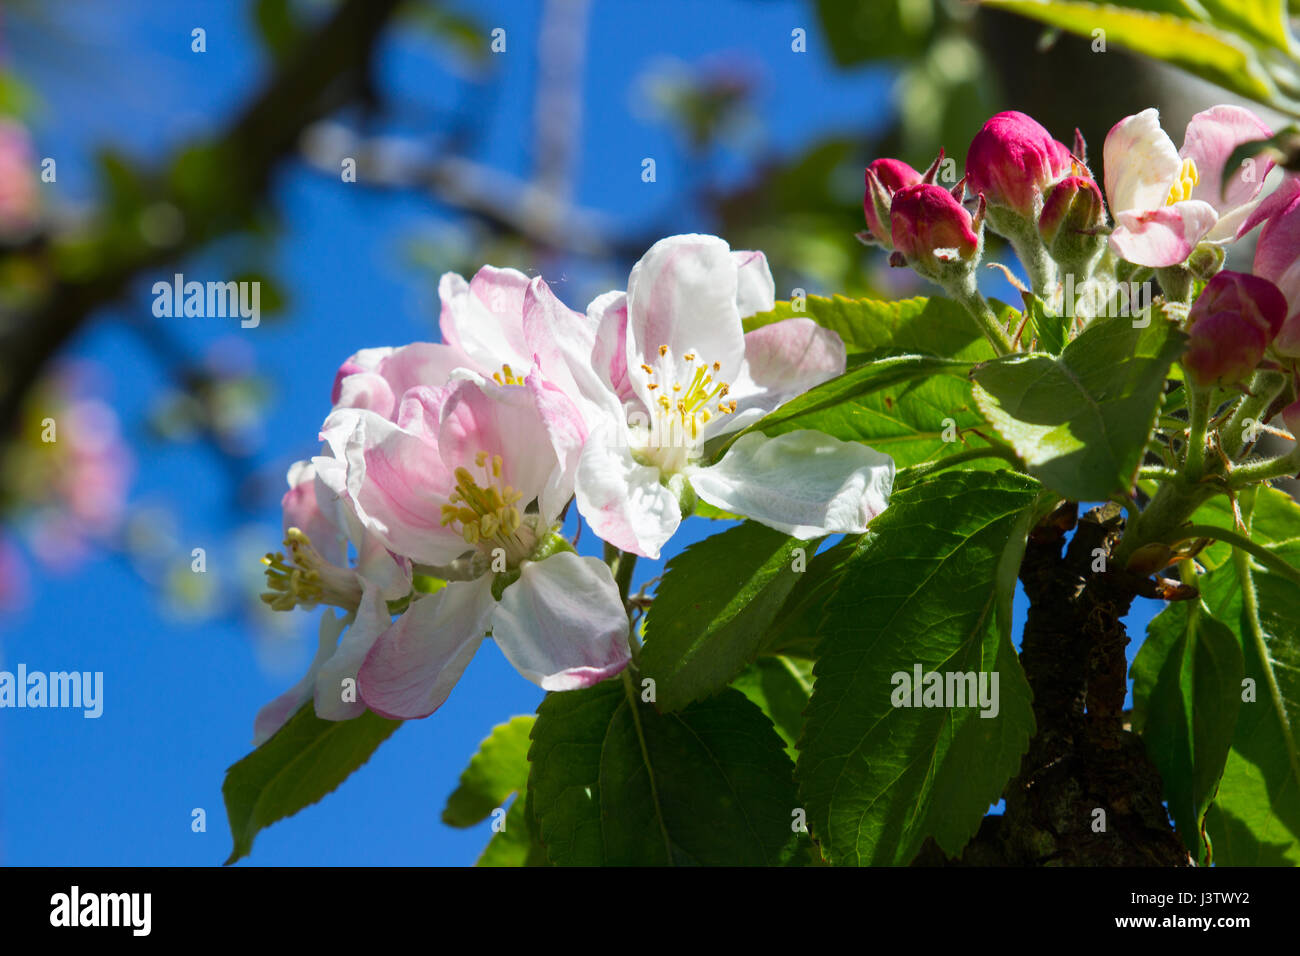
[442,715,534,827]
[797,470,1040,865]
[731,655,815,761]
[222,704,401,865]
[1197,541,1300,865]
[641,522,812,711]
[1139,600,1244,862]
[529,682,799,865]
[971,315,1186,501]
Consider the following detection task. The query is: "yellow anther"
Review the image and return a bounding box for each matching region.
[502,507,522,534]
[475,450,489,467]
[647,383,659,390]
[462,522,480,545]
[640,363,655,375]
[683,352,695,362]
[479,513,499,538]
[658,344,669,357]
[712,361,721,371]
[1165,158,1199,205]
[492,454,503,478]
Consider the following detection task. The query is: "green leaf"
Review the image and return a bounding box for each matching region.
[743,295,997,363]
[222,704,401,865]
[982,1,1299,115]
[641,522,812,711]
[797,470,1040,865]
[1138,600,1244,862]
[529,681,799,865]
[476,794,549,867]
[971,314,1186,501]
[731,655,815,761]
[739,297,1014,468]
[442,715,535,827]
[1198,545,1300,864]
[757,535,864,658]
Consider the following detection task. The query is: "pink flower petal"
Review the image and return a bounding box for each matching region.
[359,577,496,720]
[1109,201,1218,267]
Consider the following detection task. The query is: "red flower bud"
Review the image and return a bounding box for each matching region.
[966,111,1073,218]
[863,158,923,247]
[1184,271,1289,387]
[889,183,980,274]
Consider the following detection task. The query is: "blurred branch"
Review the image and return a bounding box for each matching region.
[0,0,406,446]
[299,125,628,257]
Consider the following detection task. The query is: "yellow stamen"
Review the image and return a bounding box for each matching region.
[1165,158,1199,205]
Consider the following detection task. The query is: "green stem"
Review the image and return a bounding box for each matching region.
[606,542,642,663]
[1166,525,1300,589]
[1183,378,1211,480]
[1228,445,1300,487]
[1222,369,1288,457]
[1114,475,1219,568]
[953,281,1015,356]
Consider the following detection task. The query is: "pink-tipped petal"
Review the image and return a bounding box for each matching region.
[1104,108,1182,213]
[1109,201,1218,267]
[491,552,630,691]
[736,317,846,414]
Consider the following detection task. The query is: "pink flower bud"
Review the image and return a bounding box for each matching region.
[1284,395,1300,441]
[889,183,980,274]
[863,158,923,247]
[966,111,1073,218]
[1183,271,1288,387]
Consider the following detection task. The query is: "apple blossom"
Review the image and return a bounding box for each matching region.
[323,375,630,720]
[574,234,894,560]
[1103,106,1274,268]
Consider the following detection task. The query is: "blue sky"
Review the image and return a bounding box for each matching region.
[0,0,1159,865]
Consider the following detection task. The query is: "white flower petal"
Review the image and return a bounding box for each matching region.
[690,430,894,538]
[492,552,630,691]
[574,422,680,560]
